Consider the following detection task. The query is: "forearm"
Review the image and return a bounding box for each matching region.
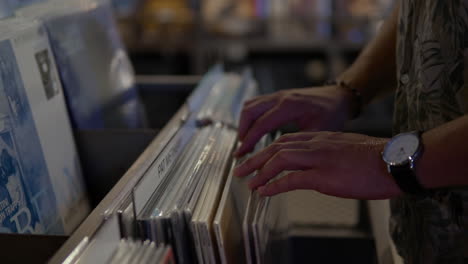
[338,3,399,105]
[417,115,468,189]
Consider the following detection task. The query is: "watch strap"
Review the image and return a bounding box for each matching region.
[390,165,427,196]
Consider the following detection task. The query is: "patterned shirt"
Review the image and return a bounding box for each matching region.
[391,0,468,263]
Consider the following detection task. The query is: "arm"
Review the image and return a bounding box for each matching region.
[338,3,399,104]
[233,115,468,199]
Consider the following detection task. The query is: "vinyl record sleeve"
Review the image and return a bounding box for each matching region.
[118,241,140,264]
[128,240,151,264]
[198,129,236,264]
[240,135,271,264]
[242,191,258,264]
[74,214,122,264]
[159,246,176,264]
[17,0,146,129]
[0,20,90,235]
[151,246,166,264]
[108,239,129,264]
[252,196,268,264]
[187,64,224,114]
[137,241,158,264]
[213,163,247,264]
[134,119,197,219]
[191,156,216,263]
[190,125,230,264]
[137,126,219,264]
[196,74,242,127]
[168,129,218,264]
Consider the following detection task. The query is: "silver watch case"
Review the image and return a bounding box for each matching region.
[382,131,423,172]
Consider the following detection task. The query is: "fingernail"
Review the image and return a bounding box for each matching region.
[233,146,242,157]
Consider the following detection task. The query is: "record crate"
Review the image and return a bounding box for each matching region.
[0,76,194,263]
[0,75,377,263]
[60,76,376,264]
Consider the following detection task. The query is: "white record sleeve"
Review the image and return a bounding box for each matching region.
[214,163,248,264]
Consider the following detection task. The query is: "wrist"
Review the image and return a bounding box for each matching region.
[325,80,363,119]
[338,69,370,96]
[337,80,363,119]
[374,138,403,198]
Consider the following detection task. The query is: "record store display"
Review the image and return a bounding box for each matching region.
[56,66,290,263]
[0,0,384,262]
[0,19,90,235]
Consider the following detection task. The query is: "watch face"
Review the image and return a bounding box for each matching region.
[383,132,420,166]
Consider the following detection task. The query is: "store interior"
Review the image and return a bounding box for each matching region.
[0,0,401,263]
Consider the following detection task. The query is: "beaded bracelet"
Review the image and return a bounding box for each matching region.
[325,80,363,119]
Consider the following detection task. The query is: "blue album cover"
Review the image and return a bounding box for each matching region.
[0,39,63,234]
[45,2,146,129]
[0,1,15,19]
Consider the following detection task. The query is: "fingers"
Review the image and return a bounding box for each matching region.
[234,144,278,178]
[234,141,311,178]
[235,102,298,157]
[243,95,267,107]
[275,132,320,143]
[238,96,277,141]
[258,171,316,196]
[248,149,314,189]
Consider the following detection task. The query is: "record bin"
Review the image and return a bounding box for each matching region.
[0,75,197,263]
[0,0,397,261]
[50,72,376,263]
[0,70,383,263]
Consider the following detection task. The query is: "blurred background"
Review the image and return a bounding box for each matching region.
[0,2,401,262]
[112,0,396,137]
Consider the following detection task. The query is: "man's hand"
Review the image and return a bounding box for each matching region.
[234,132,402,200]
[235,86,354,157]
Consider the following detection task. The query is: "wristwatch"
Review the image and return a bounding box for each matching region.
[382,131,427,195]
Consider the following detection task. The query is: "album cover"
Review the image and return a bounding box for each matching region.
[25,0,147,129]
[0,21,90,234]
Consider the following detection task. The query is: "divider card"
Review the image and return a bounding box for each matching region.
[133,119,197,218]
[0,21,90,235]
